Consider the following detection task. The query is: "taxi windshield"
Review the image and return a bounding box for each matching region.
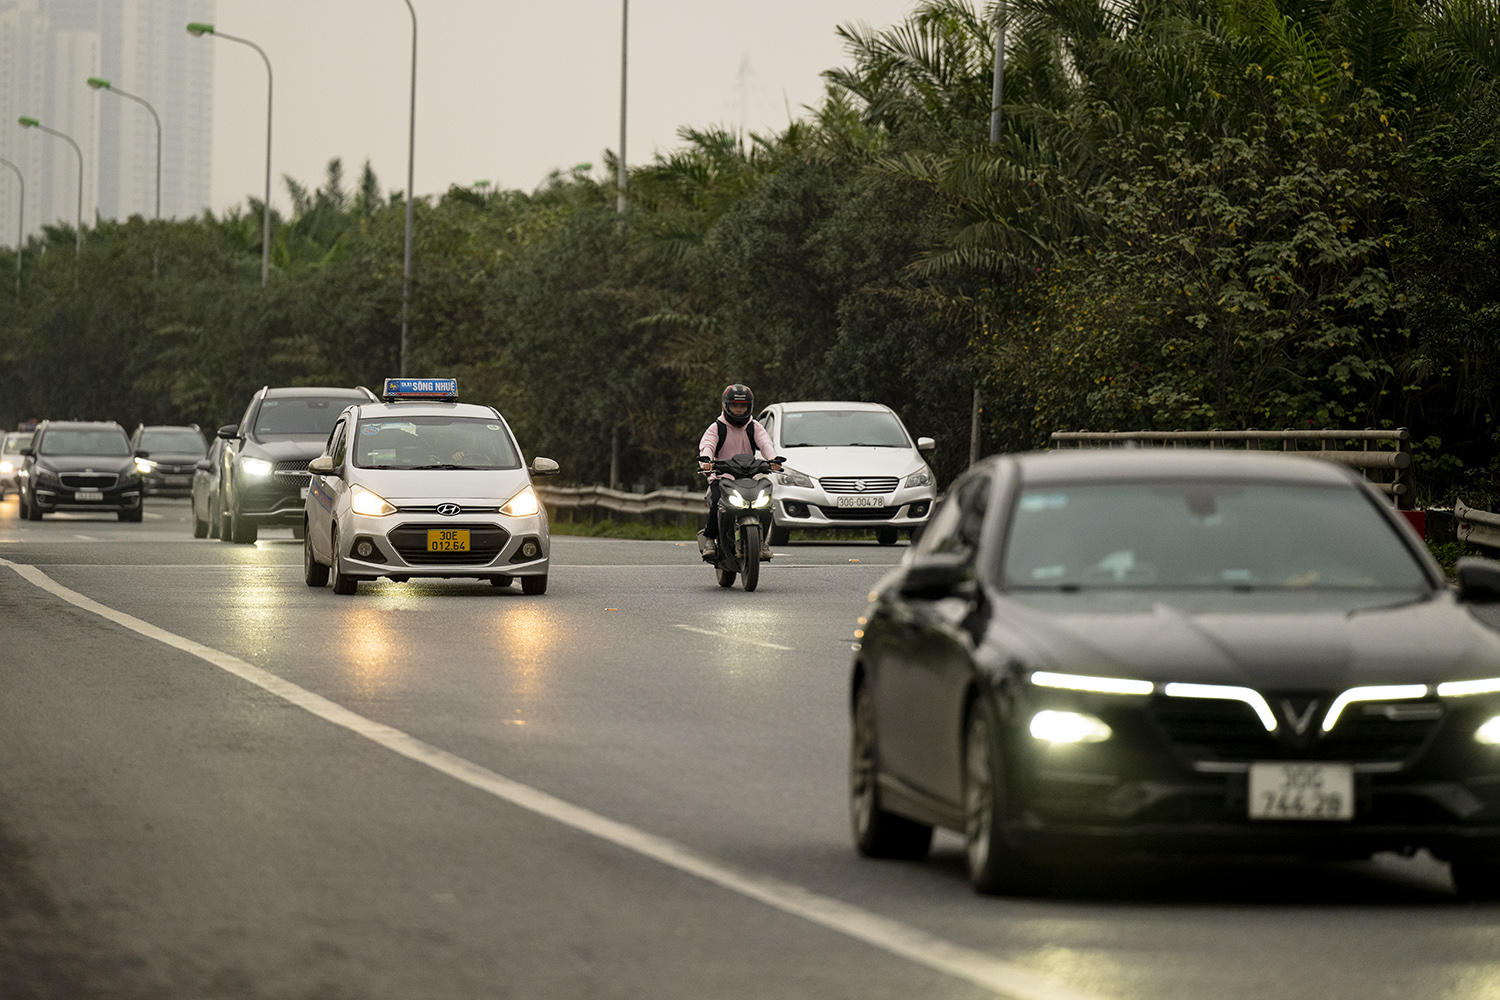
[39,429,131,457]
[354,416,520,470]
[139,428,206,456]
[1002,480,1431,591]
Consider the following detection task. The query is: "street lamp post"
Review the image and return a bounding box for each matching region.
[618,0,628,223]
[187,23,273,288]
[400,0,417,378]
[0,157,22,300]
[87,77,161,277]
[971,3,1008,469]
[18,117,83,288]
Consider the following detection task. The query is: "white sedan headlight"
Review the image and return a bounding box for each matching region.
[777,469,815,489]
[240,457,273,477]
[349,485,397,517]
[905,470,933,488]
[501,486,540,517]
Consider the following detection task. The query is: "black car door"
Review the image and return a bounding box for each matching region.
[874,474,992,808]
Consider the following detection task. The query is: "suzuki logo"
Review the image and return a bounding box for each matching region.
[436,503,461,516]
[854,480,868,492]
[1280,698,1321,736]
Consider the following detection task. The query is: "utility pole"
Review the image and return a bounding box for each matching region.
[971,2,1007,468]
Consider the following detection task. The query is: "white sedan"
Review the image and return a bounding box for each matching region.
[303,380,558,596]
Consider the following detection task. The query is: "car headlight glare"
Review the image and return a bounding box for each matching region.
[905,470,933,488]
[752,490,772,509]
[1437,678,1500,697]
[1476,716,1500,745]
[0,460,12,474]
[724,491,747,508]
[349,485,397,517]
[241,457,273,477]
[501,486,540,517]
[135,458,155,474]
[1030,710,1112,744]
[777,470,815,489]
[1031,670,1154,696]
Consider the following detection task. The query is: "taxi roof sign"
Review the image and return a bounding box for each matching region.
[382,377,458,402]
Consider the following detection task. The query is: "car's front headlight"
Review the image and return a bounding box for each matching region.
[501,486,540,517]
[1030,710,1112,744]
[1437,678,1500,697]
[135,458,155,474]
[905,470,933,488]
[349,485,397,517]
[777,469,815,489]
[1477,717,1500,745]
[241,457,273,477]
[0,460,12,475]
[34,467,60,483]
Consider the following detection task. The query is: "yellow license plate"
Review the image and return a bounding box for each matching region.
[427,529,470,552]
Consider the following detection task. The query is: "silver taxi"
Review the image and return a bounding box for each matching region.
[302,379,559,596]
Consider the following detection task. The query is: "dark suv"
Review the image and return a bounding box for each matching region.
[130,424,207,497]
[18,421,145,521]
[217,386,377,543]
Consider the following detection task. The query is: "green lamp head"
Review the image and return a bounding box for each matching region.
[186,22,215,37]
[18,117,38,128]
[86,77,111,90]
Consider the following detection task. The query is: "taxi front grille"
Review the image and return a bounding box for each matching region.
[387,522,510,565]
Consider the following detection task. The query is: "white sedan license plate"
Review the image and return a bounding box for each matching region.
[75,489,103,502]
[835,495,886,508]
[1248,762,1354,821]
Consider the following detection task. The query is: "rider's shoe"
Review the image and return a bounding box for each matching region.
[698,530,718,561]
[760,536,773,560]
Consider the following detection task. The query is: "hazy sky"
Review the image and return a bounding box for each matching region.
[208,0,917,213]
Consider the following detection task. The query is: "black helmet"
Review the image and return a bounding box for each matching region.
[721,384,754,428]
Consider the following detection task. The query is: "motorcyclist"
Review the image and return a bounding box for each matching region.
[698,384,780,560]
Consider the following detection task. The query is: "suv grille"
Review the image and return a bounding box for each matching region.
[274,460,311,481]
[1150,695,1444,764]
[387,522,511,565]
[61,473,118,489]
[819,476,899,494]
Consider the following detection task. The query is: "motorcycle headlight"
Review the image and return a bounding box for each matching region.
[751,488,772,509]
[777,469,815,489]
[724,491,747,508]
[240,457,273,477]
[349,485,397,517]
[501,486,540,517]
[905,470,933,488]
[135,458,155,474]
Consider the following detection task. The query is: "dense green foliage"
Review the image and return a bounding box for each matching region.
[3,0,1500,499]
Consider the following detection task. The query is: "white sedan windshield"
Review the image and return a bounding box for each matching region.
[781,410,909,448]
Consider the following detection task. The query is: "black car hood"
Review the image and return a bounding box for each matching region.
[993,589,1500,690]
[34,454,135,474]
[241,437,326,462]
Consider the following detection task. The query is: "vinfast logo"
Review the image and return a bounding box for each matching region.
[436,503,461,516]
[1281,698,1320,736]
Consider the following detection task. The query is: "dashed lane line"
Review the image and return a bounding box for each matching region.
[673,624,795,651]
[0,555,1114,1000]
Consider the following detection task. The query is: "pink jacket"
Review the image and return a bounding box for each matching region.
[699,418,776,481]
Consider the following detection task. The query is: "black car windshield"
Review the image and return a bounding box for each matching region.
[781,410,909,448]
[1003,481,1430,591]
[354,416,520,470]
[139,428,206,455]
[253,398,348,439]
[39,429,131,457]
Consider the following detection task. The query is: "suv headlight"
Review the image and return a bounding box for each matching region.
[241,457,273,477]
[777,469,815,489]
[35,467,60,483]
[349,485,397,517]
[135,457,156,474]
[501,486,540,517]
[905,470,933,488]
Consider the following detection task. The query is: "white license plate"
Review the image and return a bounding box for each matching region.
[1248,762,1354,821]
[300,486,310,500]
[835,495,886,508]
[75,489,103,502]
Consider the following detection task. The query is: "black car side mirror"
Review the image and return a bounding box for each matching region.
[1457,558,1500,603]
[19,447,32,457]
[899,553,971,599]
[216,424,239,440]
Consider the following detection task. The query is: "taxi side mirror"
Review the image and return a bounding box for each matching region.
[308,456,336,475]
[917,437,936,452]
[216,424,239,440]
[530,457,560,476]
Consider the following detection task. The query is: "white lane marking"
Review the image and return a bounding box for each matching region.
[72,534,98,541]
[0,555,1112,1000]
[673,624,795,651]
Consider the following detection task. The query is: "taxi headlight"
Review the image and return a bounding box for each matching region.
[1030,710,1112,744]
[777,470,815,489]
[241,457,273,477]
[1476,716,1500,745]
[724,491,747,508]
[0,460,12,474]
[905,470,933,488]
[501,486,539,517]
[751,489,772,509]
[135,457,155,474]
[349,485,397,517]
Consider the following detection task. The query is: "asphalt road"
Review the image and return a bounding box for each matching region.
[1,497,1497,1000]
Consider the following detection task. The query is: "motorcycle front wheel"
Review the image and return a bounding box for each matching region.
[740,523,761,592]
[716,567,736,588]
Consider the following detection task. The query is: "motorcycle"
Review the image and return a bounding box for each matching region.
[697,453,782,592]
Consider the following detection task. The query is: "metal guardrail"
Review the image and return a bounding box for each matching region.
[536,484,704,517]
[1455,499,1500,551]
[1049,428,1414,507]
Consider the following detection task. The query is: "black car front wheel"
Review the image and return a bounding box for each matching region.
[963,698,1036,894]
[25,492,41,521]
[1452,858,1500,900]
[850,682,933,860]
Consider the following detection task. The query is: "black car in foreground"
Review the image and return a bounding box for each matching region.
[217,385,377,543]
[851,449,1500,898]
[130,424,207,497]
[18,421,145,521]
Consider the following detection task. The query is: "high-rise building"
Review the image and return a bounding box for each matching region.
[0,0,213,250]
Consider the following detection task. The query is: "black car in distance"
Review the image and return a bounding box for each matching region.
[17,421,145,521]
[851,449,1500,898]
[217,386,377,543]
[130,424,207,497]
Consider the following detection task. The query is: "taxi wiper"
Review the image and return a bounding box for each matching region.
[407,463,481,470]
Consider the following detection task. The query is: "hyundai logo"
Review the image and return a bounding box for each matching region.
[436,503,462,516]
